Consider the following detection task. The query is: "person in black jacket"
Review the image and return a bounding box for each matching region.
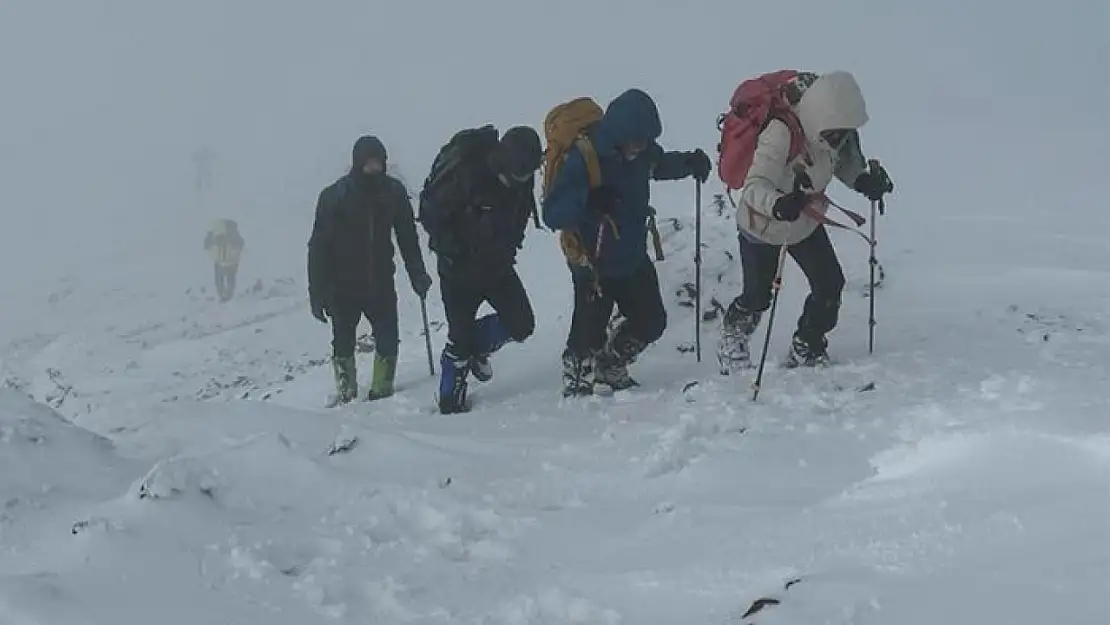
[418,125,542,414]
[308,135,432,405]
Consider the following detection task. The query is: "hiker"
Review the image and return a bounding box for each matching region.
[307,135,433,405]
[716,70,894,371]
[542,89,712,397]
[204,218,245,302]
[418,125,543,414]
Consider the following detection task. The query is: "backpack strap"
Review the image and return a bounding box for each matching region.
[574,135,620,245]
[575,136,603,189]
[556,135,612,296]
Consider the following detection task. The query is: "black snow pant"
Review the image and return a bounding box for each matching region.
[736,225,845,343]
[440,268,535,359]
[566,257,667,357]
[214,264,237,301]
[329,283,400,359]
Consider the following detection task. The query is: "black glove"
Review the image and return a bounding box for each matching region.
[586,185,619,215]
[853,165,894,202]
[310,298,329,323]
[772,190,810,222]
[412,273,433,298]
[686,149,712,183]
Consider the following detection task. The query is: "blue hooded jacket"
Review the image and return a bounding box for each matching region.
[542,89,691,279]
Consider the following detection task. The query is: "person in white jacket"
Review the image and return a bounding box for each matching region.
[718,70,893,370]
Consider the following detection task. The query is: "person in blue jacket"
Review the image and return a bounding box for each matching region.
[543,88,711,396]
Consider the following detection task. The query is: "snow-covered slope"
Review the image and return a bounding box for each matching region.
[3,186,1107,623]
[3,1,1107,623]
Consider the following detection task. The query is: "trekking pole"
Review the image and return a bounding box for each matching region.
[752,165,810,401]
[752,244,789,402]
[694,179,703,362]
[420,295,435,376]
[866,159,884,355]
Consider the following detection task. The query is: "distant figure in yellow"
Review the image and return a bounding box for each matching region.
[204,219,245,302]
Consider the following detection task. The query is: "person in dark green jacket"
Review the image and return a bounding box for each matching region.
[308,135,433,405]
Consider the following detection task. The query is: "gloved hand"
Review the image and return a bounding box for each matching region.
[853,164,894,202]
[586,185,619,215]
[412,273,433,298]
[772,190,811,222]
[686,149,712,183]
[310,297,329,323]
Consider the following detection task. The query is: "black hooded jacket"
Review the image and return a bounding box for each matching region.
[308,137,427,304]
[419,126,538,283]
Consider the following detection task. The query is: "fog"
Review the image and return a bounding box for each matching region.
[1,0,1105,308]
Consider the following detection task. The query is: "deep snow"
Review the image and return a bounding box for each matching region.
[2,1,1108,622]
[2,187,1108,623]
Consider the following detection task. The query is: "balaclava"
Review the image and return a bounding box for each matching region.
[351,135,388,178]
[489,126,542,186]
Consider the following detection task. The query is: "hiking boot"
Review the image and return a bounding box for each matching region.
[470,354,493,382]
[331,355,358,404]
[475,314,512,356]
[594,349,639,391]
[595,322,647,391]
[718,300,762,375]
[784,332,831,368]
[438,345,471,414]
[561,348,595,397]
[367,353,396,401]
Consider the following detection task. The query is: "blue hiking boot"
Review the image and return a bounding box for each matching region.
[438,344,471,414]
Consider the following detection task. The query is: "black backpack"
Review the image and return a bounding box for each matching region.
[419,126,498,218]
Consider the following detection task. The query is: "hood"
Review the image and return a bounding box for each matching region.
[352,135,387,170]
[793,71,869,143]
[491,126,543,180]
[594,89,663,152]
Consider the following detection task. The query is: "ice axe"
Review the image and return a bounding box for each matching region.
[420,295,435,376]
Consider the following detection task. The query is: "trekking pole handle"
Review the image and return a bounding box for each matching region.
[867,159,887,215]
[791,163,813,194]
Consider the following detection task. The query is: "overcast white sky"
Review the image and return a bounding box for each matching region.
[0,0,1105,299]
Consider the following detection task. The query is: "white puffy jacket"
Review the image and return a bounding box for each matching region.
[738,71,870,246]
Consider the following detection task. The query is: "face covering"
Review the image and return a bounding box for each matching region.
[820,129,850,150]
[620,139,648,161]
[497,168,533,187]
[361,158,385,175]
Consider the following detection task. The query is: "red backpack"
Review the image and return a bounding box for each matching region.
[716,70,808,190]
[716,69,873,240]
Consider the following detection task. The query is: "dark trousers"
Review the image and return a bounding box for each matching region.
[566,258,667,356]
[440,269,535,359]
[330,285,399,359]
[214,264,237,301]
[737,226,845,342]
